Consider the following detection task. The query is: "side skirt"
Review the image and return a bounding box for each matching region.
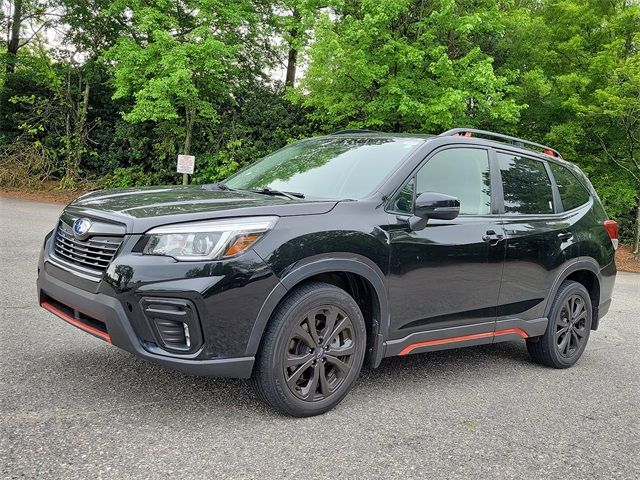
[384,318,548,357]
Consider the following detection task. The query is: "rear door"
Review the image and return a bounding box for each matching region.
[495,150,572,331]
[386,146,505,346]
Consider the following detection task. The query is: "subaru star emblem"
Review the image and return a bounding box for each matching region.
[73,218,92,239]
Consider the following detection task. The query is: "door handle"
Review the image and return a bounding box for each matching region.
[558,231,572,241]
[482,230,504,244]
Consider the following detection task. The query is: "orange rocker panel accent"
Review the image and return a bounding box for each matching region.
[398,328,528,356]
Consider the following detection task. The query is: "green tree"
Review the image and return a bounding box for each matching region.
[293,0,523,132]
[582,5,640,254]
[105,0,259,184]
[3,1,56,74]
[499,0,640,253]
[269,0,333,88]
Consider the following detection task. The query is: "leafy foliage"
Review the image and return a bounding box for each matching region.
[294,0,523,132]
[0,0,639,247]
[497,0,640,251]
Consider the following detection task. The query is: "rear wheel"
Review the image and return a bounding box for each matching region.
[251,282,367,417]
[527,280,592,368]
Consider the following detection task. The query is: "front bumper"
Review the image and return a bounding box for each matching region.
[38,267,255,377]
[37,231,280,379]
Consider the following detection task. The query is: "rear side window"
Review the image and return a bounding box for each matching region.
[497,153,554,214]
[549,163,590,211]
[415,148,491,215]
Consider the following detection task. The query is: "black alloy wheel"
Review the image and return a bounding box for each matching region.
[527,280,592,368]
[251,282,366,417]
[555,294,588,358]
[285,304,357,401]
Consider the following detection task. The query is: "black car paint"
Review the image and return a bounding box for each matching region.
[70,186,339,231]
[37,133,616,377]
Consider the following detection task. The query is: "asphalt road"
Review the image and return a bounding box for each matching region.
[1,196,639,479]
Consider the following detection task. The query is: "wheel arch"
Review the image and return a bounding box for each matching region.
[544,257,602,330]
[246,255,389,368]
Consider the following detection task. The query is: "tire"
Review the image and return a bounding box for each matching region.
[251,281,367,417]
[527,280,592,369]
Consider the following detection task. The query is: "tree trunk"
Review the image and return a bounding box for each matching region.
[633,195,640,256]
[7,0,24,74]
[0,0,24,128]
[285,47,298,88]
[71,82,91,181]
[61,66,73,188]
[285,8,301,88]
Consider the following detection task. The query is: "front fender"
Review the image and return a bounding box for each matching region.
[244,254,390,365]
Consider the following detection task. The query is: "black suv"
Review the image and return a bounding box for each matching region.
[38,129,617,416]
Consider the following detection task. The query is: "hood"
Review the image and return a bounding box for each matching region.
[66,185,338,233]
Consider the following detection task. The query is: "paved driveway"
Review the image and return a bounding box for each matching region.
[1,196,638,479]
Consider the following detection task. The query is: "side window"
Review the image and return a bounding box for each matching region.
[414,148,491,215]
[497,153,554,215]
[549,163,590,211]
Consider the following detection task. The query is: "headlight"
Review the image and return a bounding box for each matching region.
[143,216,277,261]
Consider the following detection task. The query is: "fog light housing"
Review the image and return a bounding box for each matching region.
[140,297,202,353]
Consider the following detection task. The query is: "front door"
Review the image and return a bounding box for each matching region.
[385,146,505,351]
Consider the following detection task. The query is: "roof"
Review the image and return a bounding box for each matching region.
[330,128,562,160]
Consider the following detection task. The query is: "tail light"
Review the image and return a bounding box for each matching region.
[603,220,618,250]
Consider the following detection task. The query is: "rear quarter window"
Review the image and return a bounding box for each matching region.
[497,153,554,215]
[549,163,590,211]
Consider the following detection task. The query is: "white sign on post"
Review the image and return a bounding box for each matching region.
[177,155,195,174]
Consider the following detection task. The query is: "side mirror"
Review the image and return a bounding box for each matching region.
[409,192,460,230]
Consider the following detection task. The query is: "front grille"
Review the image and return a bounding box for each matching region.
[53,222,123,273]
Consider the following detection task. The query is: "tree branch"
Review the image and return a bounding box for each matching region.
[597,134,640,184]
[345,73,375,99]
[17,21,48,48]
[622,117,640,174]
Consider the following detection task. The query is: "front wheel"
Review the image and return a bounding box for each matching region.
[527,280,592,368]
[251,282,367,417]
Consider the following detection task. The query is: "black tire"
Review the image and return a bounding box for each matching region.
[251,281,367,417]
[527,280,592,368]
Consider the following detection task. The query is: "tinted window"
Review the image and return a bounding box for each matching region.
[498,153,554,214]
[549,163,590,211]
[224,137,421,200]
[414,148,491,215]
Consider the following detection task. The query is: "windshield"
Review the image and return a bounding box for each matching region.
[224,137,422,200]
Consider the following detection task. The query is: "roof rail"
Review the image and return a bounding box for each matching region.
[439,128,562,158]
[331,129,380,135]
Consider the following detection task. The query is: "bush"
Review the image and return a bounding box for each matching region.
[103,165,157,188]
[0,141,55,189]
[588,172,638,243]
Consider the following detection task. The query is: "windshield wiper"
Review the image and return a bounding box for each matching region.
[216,182,236,191]
[217,183,305,199]
[250,187,305,200]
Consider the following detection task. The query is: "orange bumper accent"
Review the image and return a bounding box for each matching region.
[41,301,111,343]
